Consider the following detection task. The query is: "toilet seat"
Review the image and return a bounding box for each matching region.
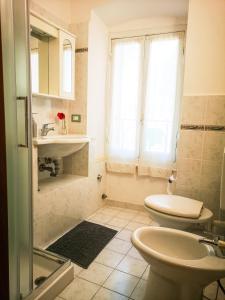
[144,194,213,229]
[145,195,203,219]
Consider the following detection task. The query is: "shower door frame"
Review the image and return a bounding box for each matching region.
[0,0,33,298]
[0,8,10,300]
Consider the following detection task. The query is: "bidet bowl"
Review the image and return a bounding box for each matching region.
[132,227,225,300]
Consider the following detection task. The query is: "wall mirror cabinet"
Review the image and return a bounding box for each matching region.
[30,13,76,100]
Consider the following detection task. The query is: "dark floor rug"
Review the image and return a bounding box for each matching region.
[46,221,117,269]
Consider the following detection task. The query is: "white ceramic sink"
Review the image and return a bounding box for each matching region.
[33,135,89,158]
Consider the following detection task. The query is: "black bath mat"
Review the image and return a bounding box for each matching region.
[46,221,117,269]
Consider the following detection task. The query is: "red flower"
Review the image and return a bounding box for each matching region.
[57,112,65,120]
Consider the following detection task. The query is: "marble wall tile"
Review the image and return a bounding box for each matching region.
[202,132,225,161]
[175,95,225,217]
[33,159,106,247]
[64,144,89,176]
[205,96,225,126]
[176,159,202,187]
[201,160,222,192]
[175,183,200,200]
[181,96,207,125]
[177,130,204,159]
[199,189,220,218]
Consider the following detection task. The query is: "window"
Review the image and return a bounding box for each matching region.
[107,32,184,168]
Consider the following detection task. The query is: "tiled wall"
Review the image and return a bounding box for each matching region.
[176,96,225,217]
[32,19,107,247]
[69,22,89,135]
[33,160,106,247]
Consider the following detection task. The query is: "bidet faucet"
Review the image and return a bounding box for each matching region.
[199,235,225,258]
[41,123,55,136]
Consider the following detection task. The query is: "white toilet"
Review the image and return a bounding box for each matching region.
[144,194,213,230]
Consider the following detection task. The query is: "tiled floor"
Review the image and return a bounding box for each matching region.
[55,205,223,300]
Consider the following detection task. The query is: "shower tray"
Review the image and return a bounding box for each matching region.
[24,248,74,300]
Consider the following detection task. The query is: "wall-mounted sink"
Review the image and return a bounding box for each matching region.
[33,135,89,158]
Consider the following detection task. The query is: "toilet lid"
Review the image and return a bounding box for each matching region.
[144,195,203,219]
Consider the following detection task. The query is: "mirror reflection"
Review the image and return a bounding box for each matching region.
[30,29,50,94]
[62,39,72,94]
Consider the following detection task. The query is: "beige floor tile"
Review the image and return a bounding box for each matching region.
[116,229,132,242]
[203,281,218,299]
[93,287,128,300]
[106,238,132,254]
[105,224,122,232]
[120,208,139,214]
[217,286,225,300]
[59,277,99,300]
[117,211,138,220]
[217,277,225,300]
[78,262,113,285]
[127,247,144,261]
[107,217,129,228]
[72,263,84,276]
[103,270,139,297]
[125,222,145,231]
[133,214,151,225]
[99,207,122,216]
[142,265,150,280]
[95,249,124,268]
[136,211,150,217]
[116,256,148,277]
[130,279,147,300]
[88,212,113,224]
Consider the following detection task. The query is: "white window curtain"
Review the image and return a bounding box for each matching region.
[107,38,143,163]
[140,33,184,168]
[107,32,184,175]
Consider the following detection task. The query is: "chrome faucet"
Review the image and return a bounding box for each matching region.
[41,123,55,136]
[199,232,225,258]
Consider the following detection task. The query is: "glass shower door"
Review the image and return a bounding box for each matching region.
[14,0,33,297]
[1,0,33,298]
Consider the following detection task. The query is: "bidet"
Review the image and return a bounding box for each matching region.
[132,226,225,300]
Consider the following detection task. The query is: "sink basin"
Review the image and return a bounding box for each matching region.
[33,135,89,158]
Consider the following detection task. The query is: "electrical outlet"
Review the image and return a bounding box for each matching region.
[71,114,81,122]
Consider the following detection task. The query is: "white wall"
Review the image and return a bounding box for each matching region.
[30,0,72,28]
[109,17,186,35]
[87,11,108,161]
[70,0,110,24]
[183,0,225,95]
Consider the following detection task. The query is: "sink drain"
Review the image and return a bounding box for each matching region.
[34,276,47,286]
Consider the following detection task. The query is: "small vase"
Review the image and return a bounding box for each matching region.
[61,119,67,135]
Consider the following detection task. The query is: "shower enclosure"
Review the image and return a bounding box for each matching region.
[1,0,73,299]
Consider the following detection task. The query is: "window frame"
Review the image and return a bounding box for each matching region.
[106,29,185,166]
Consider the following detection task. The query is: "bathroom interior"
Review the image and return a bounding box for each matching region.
[1,0,225,299]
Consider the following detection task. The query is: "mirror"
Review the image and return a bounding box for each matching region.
[62,39,72,94]
[30,14,76,100]
[30,31,50,94]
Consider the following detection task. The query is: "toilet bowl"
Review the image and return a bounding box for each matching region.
[144,194,213,230]
[132,226,225,300]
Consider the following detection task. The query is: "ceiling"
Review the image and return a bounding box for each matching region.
[94,0,189,26]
